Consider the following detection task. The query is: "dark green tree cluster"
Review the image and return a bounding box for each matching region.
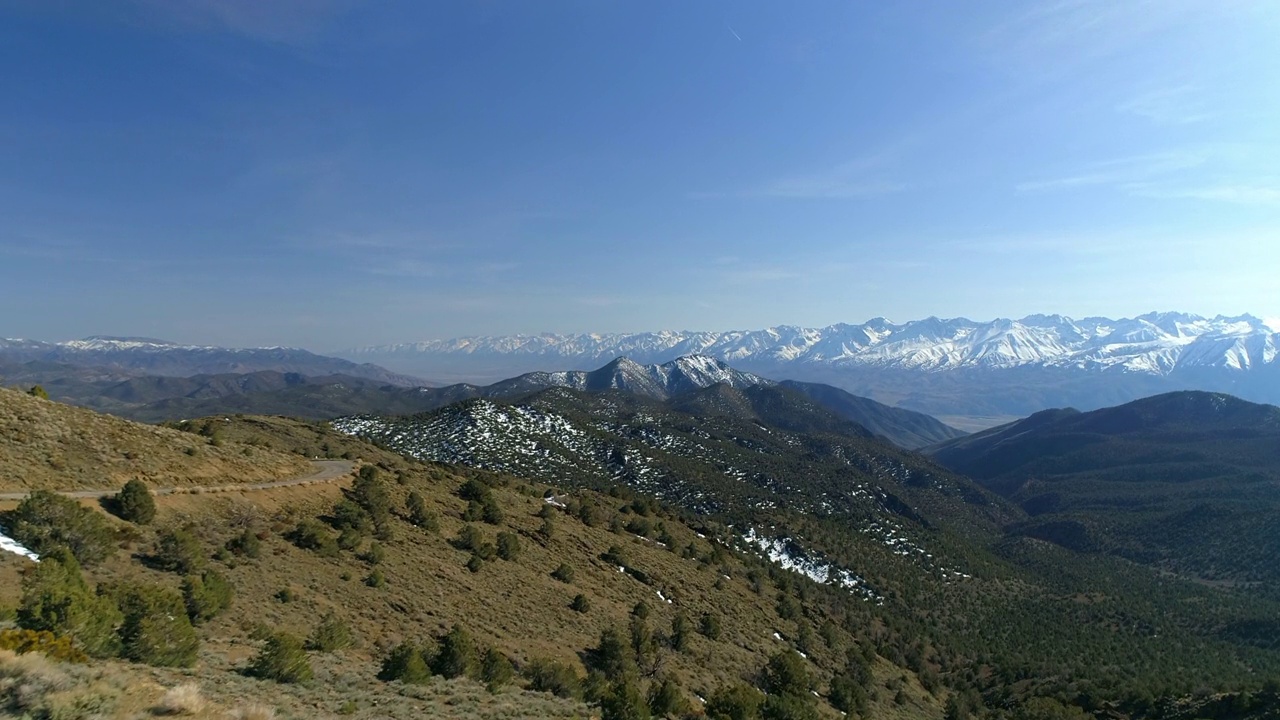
[581,614,700,720]
[700,611,722,640]
[154,526,206,574]
[16,548,121,658]
[453,524,498,571]
[550,564,574,584]
[250,631,313,683]
[330,465,395,546]
[288,519,339,557]
[496,531,520,561]
[181,568,234,624]
[110,583,200,667]
[523,656,583,699]
[16,548,202,667]
[3,490,117,565]
[459,478,504,524]
[702,650,818,720]
[379,624,515,693]
[827,648,872,715]
[405,490,438,532]
[225,528,262,559]
[565,496,600,527]
[306,615,353,664]
[110,479,156,525]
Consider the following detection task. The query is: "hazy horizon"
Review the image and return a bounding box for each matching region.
[3,1,1278,349]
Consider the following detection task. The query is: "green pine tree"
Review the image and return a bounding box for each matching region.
[113,479,156,525]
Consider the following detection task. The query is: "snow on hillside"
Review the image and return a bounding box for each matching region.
[0,530,39,562]
[345,312,1280,377]
[741,528,883,603]
[332,400,607,480]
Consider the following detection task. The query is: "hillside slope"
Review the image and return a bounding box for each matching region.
[1,402,1278,718]
[0,386,309,492]
[926,391,1280,586]
[0,412,946,720]
[778,380,965,448]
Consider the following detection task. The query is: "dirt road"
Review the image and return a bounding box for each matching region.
[0,460,355,501]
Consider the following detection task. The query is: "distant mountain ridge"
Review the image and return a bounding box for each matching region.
[344,312,1278,375]
[80,354,960,449]
[338,312,1280,416]
[0,335,423,386]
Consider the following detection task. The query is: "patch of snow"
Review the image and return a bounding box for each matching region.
[742,528,883,603]
[0,531,39,562]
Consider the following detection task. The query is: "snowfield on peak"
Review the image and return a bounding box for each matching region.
[343,313,1279,377]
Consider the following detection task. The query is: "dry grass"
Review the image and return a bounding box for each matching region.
[155,681,207,715]
[0,387,310,492]
[0,648,72,704]
[133,470,924,717]
[229,703,276,720]
[0,647,128,718]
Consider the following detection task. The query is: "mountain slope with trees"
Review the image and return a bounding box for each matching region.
[333,384,1280,708]
[926,391,1280,589]
[1,393,1278,718]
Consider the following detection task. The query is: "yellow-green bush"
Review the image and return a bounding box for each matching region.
[0,629,87,663]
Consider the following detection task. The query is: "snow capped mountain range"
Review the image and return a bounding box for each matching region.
[343,312,1279,377]
[338,313,1280,420]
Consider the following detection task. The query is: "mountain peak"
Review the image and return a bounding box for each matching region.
[80,335,178,345]
[602,355,646,371]
[344,312,1280,379]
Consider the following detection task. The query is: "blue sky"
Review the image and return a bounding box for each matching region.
[3,0,1279,349]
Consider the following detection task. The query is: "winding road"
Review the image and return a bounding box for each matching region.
[0,460,355,501]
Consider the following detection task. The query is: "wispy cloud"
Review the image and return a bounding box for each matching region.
[1130,183,1280,206]
[1018,150,1208,193]
[941,228,1273,261]
[1118,85,1213,125]
[1019,146,1280,206]
[979,0,1216,73]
